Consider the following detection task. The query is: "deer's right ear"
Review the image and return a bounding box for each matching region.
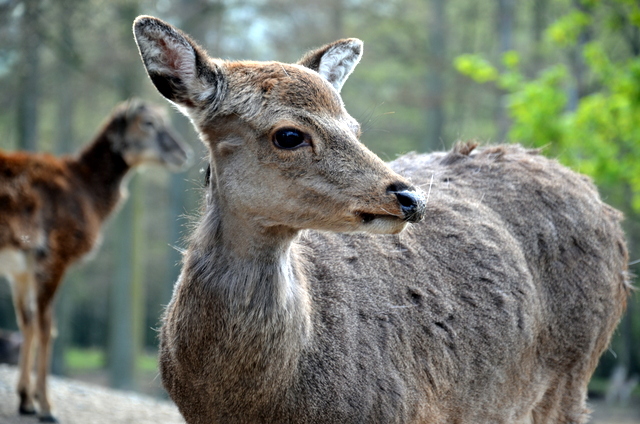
[133,16,226,113]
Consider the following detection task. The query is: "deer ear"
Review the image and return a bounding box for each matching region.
[133,16,226,114]
[297,38,363,93]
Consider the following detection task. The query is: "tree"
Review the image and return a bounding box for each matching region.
[107,0,145,391]
[424,0,447,150]
[16,0,42,151]
[495,0,514,141]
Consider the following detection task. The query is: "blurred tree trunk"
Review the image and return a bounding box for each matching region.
[51,274,73,376]
[51,0,80,376]
[107,1,143,391]
[495,0,514,142]
[108,197,136,390]
[108,174,146,391]
[130,176,145,368]
[17,0,42,151]
[164,174,187,306]
[54,0,78,154]
[453,2,480,136]
[163,115,193,309]
[424,0,446,151]
[179,0,224,52]
[529,0,548,77]
[330,0,345,39]
[616,4,640,57]
[620,300,637,376]
[619,186,639,376]
[567,0,592,111]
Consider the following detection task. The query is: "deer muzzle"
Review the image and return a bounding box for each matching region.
[388,186,426,223]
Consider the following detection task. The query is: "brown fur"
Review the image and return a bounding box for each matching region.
[0,99,191,422]
[134,16,630,424]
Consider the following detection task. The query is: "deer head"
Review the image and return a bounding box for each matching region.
[133,16,425,235]
[110,99,191,171]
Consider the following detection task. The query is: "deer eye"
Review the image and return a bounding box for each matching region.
[273,128,309,150]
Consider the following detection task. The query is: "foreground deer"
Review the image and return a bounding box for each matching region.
[134,16,630,424]
[0,99,191,423]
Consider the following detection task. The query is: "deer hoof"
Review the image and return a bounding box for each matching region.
[39,414,59,423]
[19,405,37,415]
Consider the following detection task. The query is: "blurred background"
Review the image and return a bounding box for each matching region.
[0,0,638,412]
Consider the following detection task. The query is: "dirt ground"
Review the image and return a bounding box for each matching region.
[0,364,184,424]
[0,363,639,424]
[590,398,640,424]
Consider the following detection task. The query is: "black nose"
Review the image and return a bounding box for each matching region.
[387,183,426,223]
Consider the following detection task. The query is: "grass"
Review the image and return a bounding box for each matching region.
[65,347,158,373]
[65,348,105,370]
[137,351,158,372]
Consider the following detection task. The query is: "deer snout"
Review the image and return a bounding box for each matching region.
[387,184,426,223]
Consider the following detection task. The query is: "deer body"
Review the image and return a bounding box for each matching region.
[134,16,629,424]
[0,100,191,423]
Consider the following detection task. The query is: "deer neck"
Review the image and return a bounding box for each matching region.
[179,192,312,384]
[189,194,311,322]
[71,130,131,220]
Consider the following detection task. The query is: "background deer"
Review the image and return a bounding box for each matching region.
[134,16,630,424]
[0,99,191,423]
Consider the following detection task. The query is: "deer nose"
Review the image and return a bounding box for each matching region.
[387,184,426,223]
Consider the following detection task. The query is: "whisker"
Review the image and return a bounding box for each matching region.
[379,207,402,218]
[279,63,290,77]
[425,173,434,205]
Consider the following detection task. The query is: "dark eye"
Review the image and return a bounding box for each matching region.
[273,128,309,150]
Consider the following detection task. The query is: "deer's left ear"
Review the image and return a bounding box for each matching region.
[297,38,363,93]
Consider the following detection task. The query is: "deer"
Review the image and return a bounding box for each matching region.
[133,16,631,424]
[0,99,191,423]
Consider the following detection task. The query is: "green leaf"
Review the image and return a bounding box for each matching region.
[502,51,520,70]
[453,54,498,83]
[545,11,592,47]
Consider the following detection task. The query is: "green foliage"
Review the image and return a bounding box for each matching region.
[454,55,498,83]
[546,11,591,47]
[456,42,640,212]
[504,64,568,147]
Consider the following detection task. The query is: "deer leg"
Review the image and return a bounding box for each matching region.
[11,269,38,415]
[531,379,590,424]
[34,279,61,424]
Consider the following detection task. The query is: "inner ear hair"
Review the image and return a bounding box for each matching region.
[134,16,227,113]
